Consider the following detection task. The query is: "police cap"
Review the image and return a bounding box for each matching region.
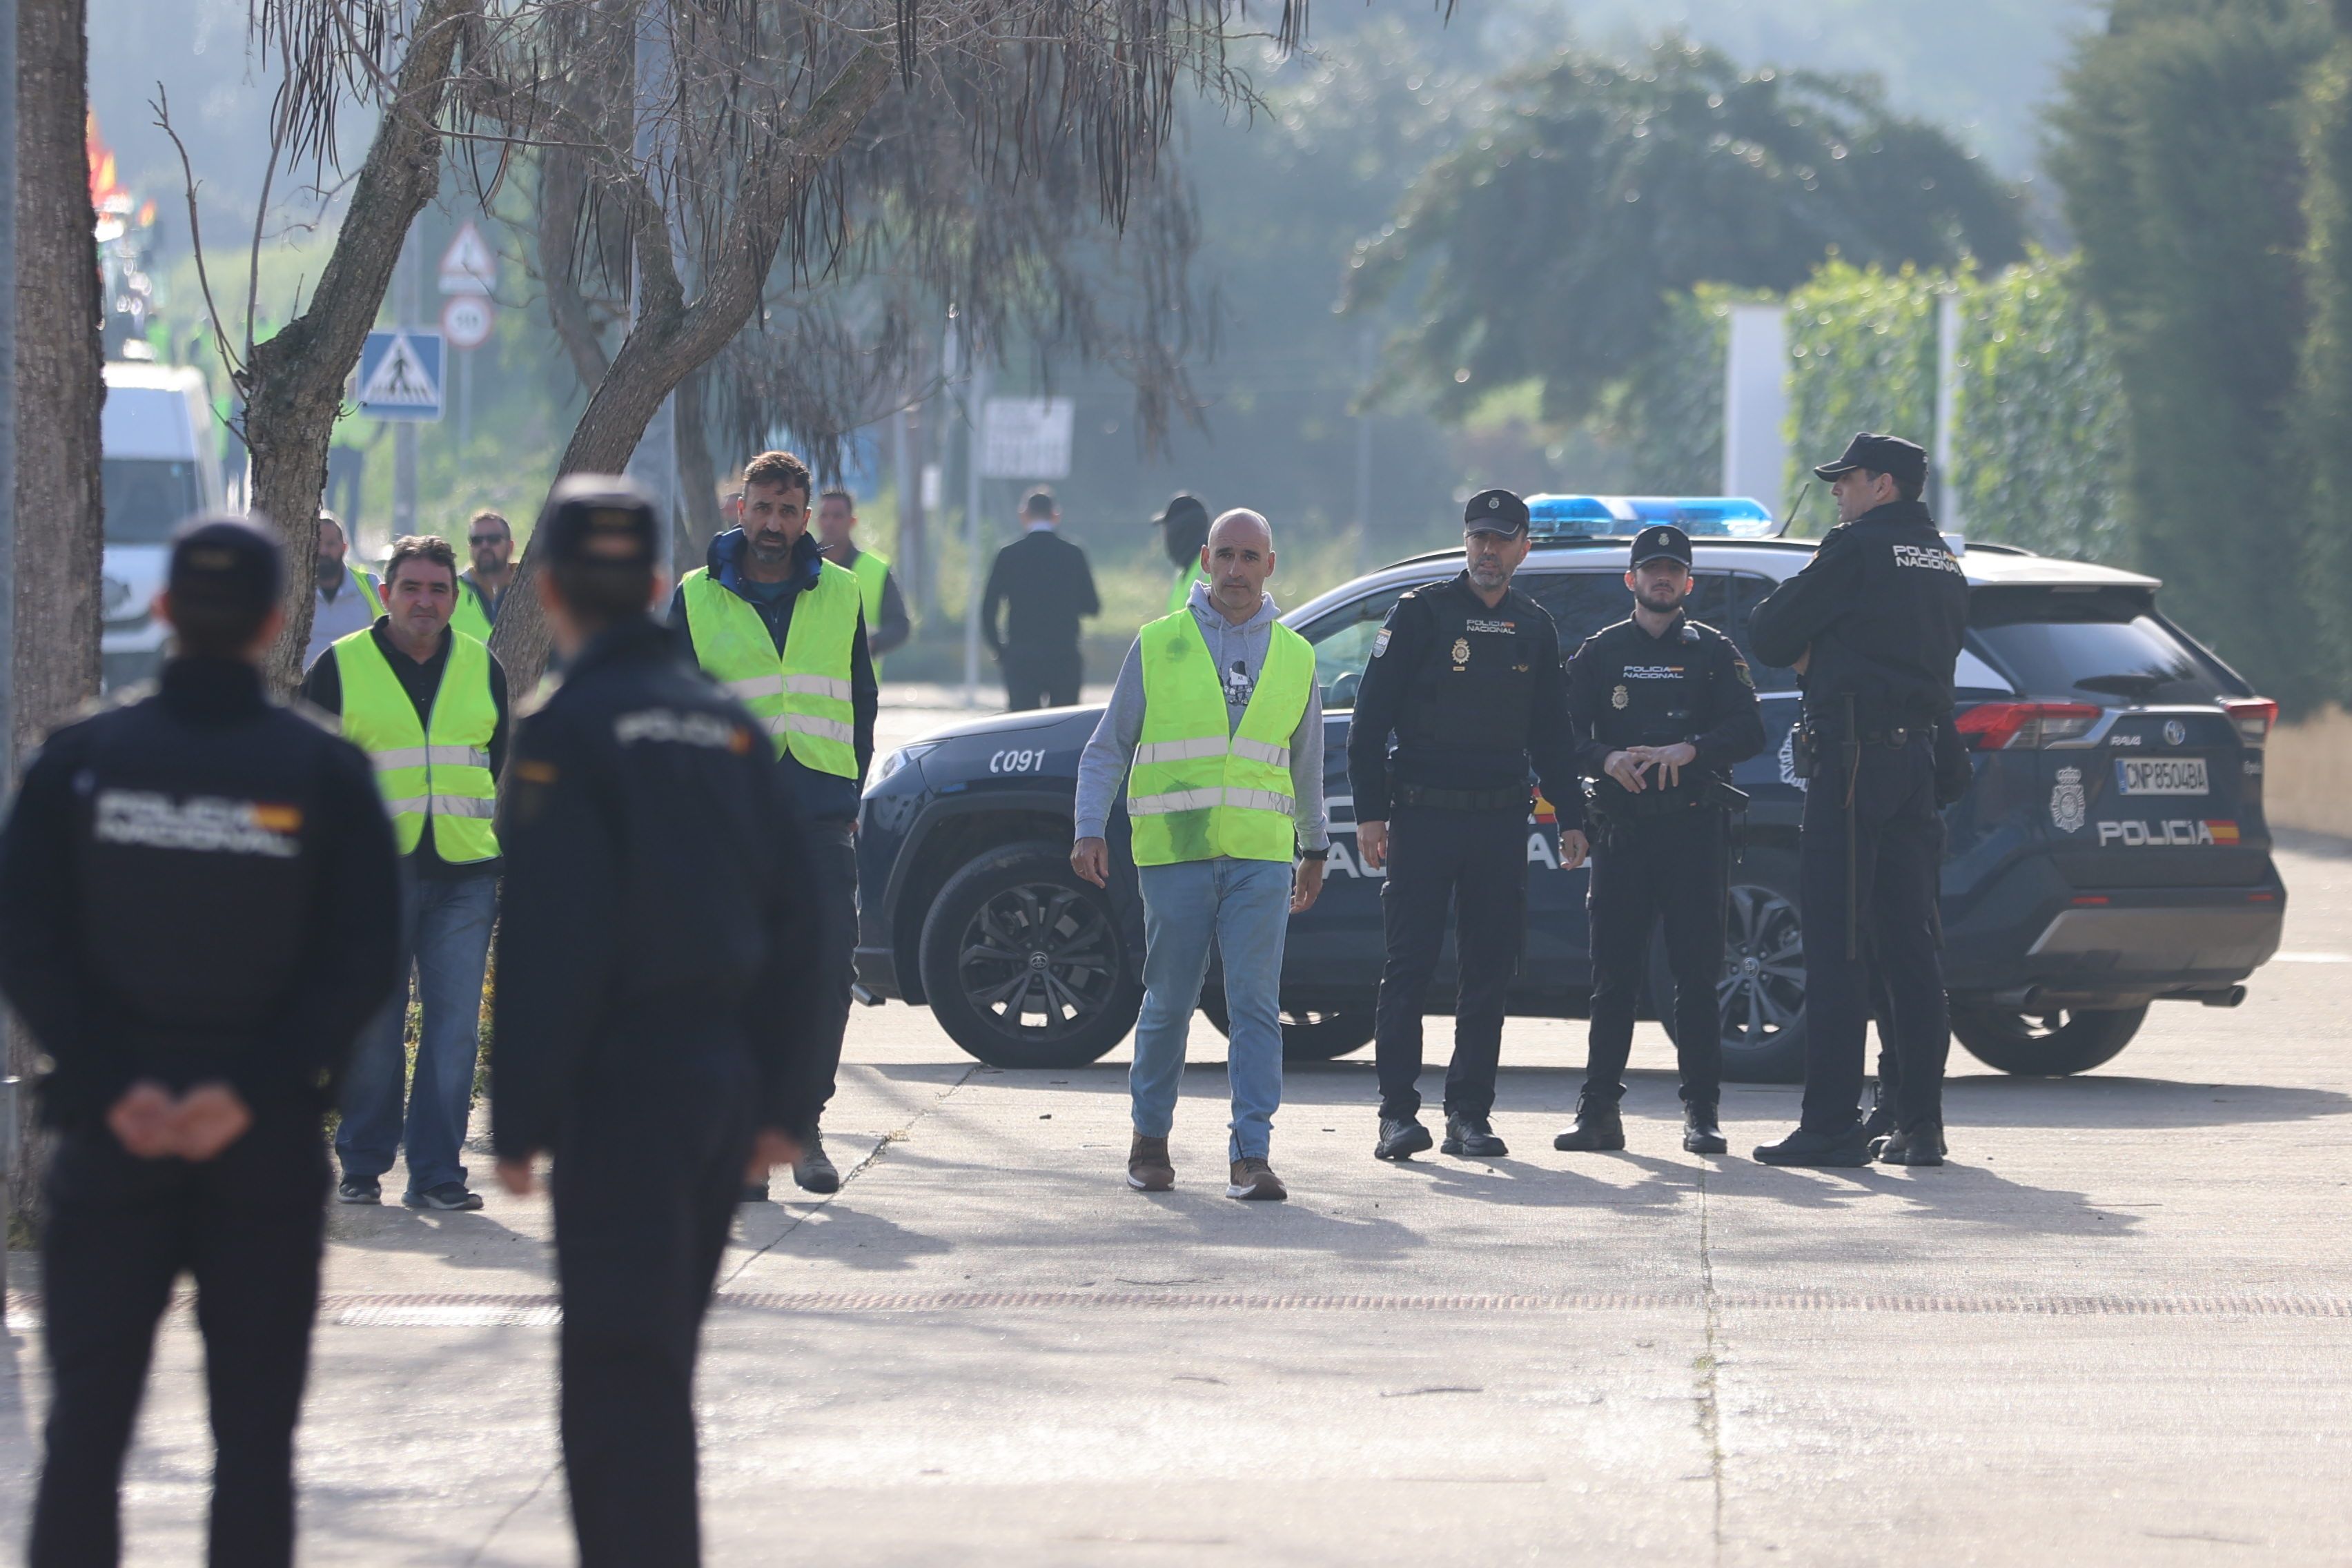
[538,475,660,568]
[1813,431,1928,491]
[168,513,282,619]
[1463,488,1529,537]
[1150,493,1208,530]
[1629,524,1692,569]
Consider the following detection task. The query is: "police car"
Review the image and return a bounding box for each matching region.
[854,496,2286,1081]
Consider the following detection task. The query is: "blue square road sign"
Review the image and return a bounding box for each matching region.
[356,330,444,422]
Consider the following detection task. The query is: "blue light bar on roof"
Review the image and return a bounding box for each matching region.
[1525,494,1781,541]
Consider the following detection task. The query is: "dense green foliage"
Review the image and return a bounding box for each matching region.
[1349,35,2024,424]
[2048,0,2331,710]
[2297,1,2352,676]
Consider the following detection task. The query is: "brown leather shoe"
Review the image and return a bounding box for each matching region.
[1127,1133,1174,1192]
[1226,1157,1287,1202]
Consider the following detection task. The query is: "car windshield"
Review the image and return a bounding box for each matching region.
[103,458,205,545]
[1968,585,2239,704]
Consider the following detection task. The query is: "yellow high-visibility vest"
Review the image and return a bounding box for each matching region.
[451,578,494,644]
[849,546,890,675]
[331,629,500,861]
[679,562,859,776]
[1128,609,1312,865]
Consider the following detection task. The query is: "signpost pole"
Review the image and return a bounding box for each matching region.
[393,237,419,543]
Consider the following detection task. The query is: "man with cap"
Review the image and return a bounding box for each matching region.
[1556,523,1764,1156]
[1748,433,1968,1168]
[0,516,400,1566]
[1350,488,1588,1162]
[1152,492,1211,616]
[493,476,823,1568]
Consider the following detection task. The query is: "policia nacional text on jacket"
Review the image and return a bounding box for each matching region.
[0,516,402,1567]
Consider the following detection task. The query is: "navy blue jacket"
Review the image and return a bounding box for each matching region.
[667,528,879,821]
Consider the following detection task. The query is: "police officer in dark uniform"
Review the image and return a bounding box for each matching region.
[0,516,400,1567]
[1748,433,1969,1168]
[489,477,821,1568]
[1556,524,1764,1156]
[1351,489,1588,1162]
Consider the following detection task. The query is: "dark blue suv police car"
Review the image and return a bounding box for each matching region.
[854,496,2286,1081]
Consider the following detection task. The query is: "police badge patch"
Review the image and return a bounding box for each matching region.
[1611,683,1629,709]
[1372,628,1391,658]
[1452,637,1471,666]
[2050,765,2086,834]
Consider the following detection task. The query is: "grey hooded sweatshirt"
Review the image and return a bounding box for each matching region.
[1073,582,1329,852]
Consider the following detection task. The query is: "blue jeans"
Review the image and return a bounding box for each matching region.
[1131,856,1292,1161]
[336,866,498,1194]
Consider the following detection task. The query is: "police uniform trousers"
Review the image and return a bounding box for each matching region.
[32,1111,329,1568]
[1798,734,1951,1134]
[1373,804,1528,1121]
[1584,807,1727,1106]
[553,1054,754,1568]
[795,816,859,1136]
[1001,644,1082,712]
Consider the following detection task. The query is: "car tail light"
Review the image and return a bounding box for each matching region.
[2220,698,2277,743]
[1954,702,2101,751]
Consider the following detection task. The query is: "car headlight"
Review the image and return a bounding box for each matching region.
[875,741,940,784]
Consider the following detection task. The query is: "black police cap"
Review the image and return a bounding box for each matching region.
[1463,488,1530,537]
[168,513,282,618]
[539,475,660,569]
[1630,524,1692,569]
[1150,493,1208,529]
[1814,431,1928,490]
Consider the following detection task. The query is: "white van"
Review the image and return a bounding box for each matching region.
[101,361,224,687]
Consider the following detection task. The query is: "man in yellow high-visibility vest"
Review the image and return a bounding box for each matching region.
[670,449,877,1199]
[815,486,912,667]
[300,533,509,1211]
[1072,508,1328,1202]
[303,511,384,667]
[453,507,514,642]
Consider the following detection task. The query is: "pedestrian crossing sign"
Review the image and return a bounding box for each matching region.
[355,329,444,422]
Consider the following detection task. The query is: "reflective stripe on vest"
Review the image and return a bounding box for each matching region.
[1166,560,1209,617]
[331,629,500,861]
[1128,610,1313,865]
[679,563,860,776]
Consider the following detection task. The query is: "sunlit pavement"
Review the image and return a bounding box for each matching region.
[1,696,2347,1563]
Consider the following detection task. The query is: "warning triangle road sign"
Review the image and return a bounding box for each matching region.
[438,220,498,296]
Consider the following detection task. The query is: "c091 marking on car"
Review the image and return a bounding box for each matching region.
[989,749,1048,774]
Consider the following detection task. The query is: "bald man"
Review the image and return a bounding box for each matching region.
[1074,509,1329,1201]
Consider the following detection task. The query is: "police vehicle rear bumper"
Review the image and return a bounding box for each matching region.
[1942,855,2286,1005]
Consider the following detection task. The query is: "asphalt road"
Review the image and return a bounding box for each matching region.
[2,696,2348,1564]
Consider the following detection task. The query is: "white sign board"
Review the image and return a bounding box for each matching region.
[981,397,1075,480]
[440,294,496,351]
[438,220,498,297]
[1722,302,1790,505]
[356,329,443,422]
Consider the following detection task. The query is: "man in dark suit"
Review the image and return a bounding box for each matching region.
[981,488,1101,709]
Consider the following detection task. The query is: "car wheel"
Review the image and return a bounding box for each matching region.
[918,841,1143,1070]
[1198,990,1378,1061]
[1951,1002,2147,1077]
[1654,848,1808,1084]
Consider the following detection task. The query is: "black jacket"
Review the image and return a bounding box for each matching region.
[298,619,511,879]
[0,658,401,1128]
[1346,571,1582,827]
[491,616,822,1159]
[1565,611,1765,814]
[668,527,879,823]
[1748,500,1970,732]
[981,528,1100,658]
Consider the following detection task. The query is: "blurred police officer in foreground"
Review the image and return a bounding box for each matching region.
[0,516,399,1567]
[492,477,821,1568]
[1351,489,1588,1162]
[1558,524,1764,1156]
[1747,433,1968,1168]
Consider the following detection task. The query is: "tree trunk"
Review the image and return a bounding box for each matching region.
[248,0,473,693]
[10,0,103,1224]
[491,43,894,692]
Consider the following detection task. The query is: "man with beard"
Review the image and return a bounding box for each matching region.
[302,511,384,668]
[452,508,514,642]
[1554,525,1763,1157]
[1351,489,1589,1163]
[670,449,876,1197]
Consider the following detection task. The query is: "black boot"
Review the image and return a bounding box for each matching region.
[1442,1111,1508,1158]
[1876,1122,1947,1166]
[1552,1097,1625,1152]
[1754,1123,1872,1168]
[1682,1100,1727,1155]
[1375,1115,1434,1161]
